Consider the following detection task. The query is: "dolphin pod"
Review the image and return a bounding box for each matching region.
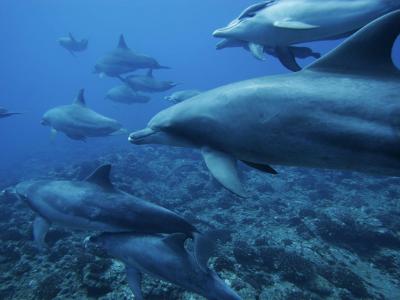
[58,33,88,56]
[129,11,400,197]
[94,35,169,78]
[90,232,241,300]
[41,89,124,141]
[213,0,400,71]
[0,106,21,118]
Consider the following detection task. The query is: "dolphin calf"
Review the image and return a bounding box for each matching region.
[41,89,124,141]
[121,69,178,93]
[213,0,400,71]
[94,35,169,78]
[58,33,88,55]
[164,90,202,104]
[216,38,320,71]
[0,106,21,118]
[90,232,241,300]
[105,85,150,104]
[7,165,199,249]
[129,11,400,197]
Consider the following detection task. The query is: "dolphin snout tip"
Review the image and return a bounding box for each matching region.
[128,128,155,144]
[212,28,227,38]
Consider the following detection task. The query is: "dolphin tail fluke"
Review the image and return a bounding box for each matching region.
[307,10,400,75]
[33,216,50,251]
[201,146,246,198]
[126,266,144,300]
[275,46,302,72]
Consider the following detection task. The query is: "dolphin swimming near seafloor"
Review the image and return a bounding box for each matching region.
[213,0,400,71]
[0,106,22,118]
[58,33,88,56]
[105,85,150,104]
[3,165,200,251]
[94,35,169,78]
[41,89,124,141]
[129,11,400,197]
[121,69,178,93]
[90,232,242,300]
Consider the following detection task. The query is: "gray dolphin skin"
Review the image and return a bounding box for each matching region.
[91,232,241,300]
[94,35,169,78]
[216,38,321,71]
[0,106,21,118]
[58,33,88,55]
[129,11,400,197]
[41,89,124,141]
[213,0,400,71]
[164,89,202,104]
[105,85,150,104]
[11,165,198,249]
[121,69,178,93]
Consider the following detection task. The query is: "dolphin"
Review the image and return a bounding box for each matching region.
[121,69,178,93]
[90,232,242,300]
[0,106,21,118]
[41,89,124,141]
[216,38,320,71]
[5,165,200,250]
[164,90,202,104]
[58,33,88,55]
[213,0,400,71]
[94,35,169,78]
[129,11,400,197]
[105,85,150,104]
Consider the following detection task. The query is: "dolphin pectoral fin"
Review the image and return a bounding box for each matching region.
[273,20,319,30]
[33,216,50,250]
[193,232,215,272]
[248,43,266,61]
[201,147,246,198]
[241,161,278,174]
[126,265,143,300]
[275,46,302,72]
[50,128,58,142]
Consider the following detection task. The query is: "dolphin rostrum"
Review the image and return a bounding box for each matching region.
[6,165,199,250]
[90,232,242,300]
[213,0,400,71]
[105,85,150,104]
[129,11,400,197]
[41,89,124,141]
[58,33,88,55]
[121,69,178,93]
[0,106,22,118]
[164,90,202,104]
[94,35,169,78]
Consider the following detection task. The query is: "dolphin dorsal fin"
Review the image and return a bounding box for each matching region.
[118,34,129,49]
[73,89,86,106]
[85,164,114,190]
[68,32,76,41]
[162,233,187,252]
[146,69,153,78]
[307,10,400,76]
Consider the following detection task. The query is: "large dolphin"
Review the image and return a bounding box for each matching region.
[0,106,21,118]
[129,11,400,197]
[90,232,242,300]
[41,89,124,141]
[105,85,150,104]
[58,33,88,55]
[216,38,320,71]
[94,35,169,78]
[121,69,178,93]
[4,165,199,250]
[164,90,202,104]
[213,0,400,71]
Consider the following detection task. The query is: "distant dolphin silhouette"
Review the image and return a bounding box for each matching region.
[0,106,21,119]
[105,85,150,104]
[58,33,88,56]
[130,11,400,197]
[120,69,178,93]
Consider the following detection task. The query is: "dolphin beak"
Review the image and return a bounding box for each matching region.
[128,128,156,144]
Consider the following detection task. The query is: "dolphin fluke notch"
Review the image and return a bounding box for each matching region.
[307,10,400,75]
[73,89,86,106]
[85,164,114,190]
[118,34,129,49]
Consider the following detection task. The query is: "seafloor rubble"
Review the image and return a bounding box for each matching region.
[0,146,399,300]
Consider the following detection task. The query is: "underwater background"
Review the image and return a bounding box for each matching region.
[1,0,400,299]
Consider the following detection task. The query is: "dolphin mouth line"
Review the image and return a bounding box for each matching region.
[128,128,156,144]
